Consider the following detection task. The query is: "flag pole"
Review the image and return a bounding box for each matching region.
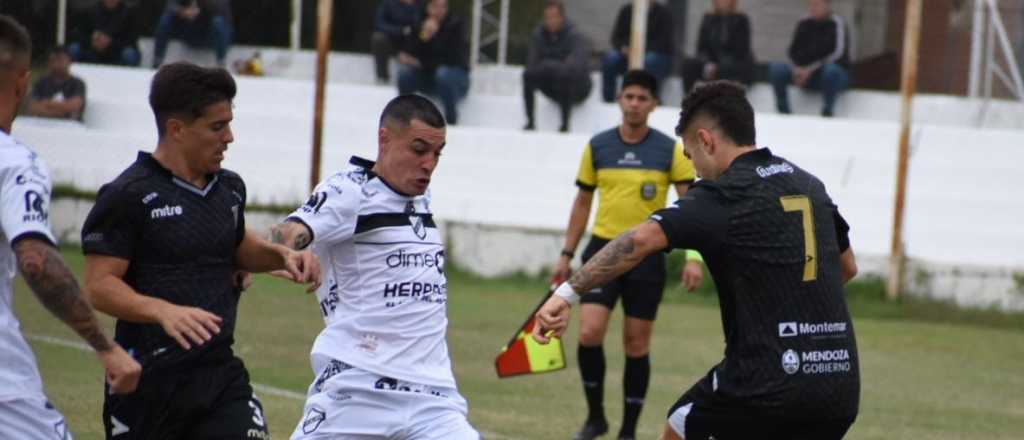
[310,0,333,192]
[888,0,923,300]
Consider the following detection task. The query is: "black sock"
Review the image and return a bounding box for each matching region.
[578,344,606,424]
[619,355,650,438]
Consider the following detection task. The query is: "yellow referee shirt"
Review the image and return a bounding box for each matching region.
[576,127,695,240]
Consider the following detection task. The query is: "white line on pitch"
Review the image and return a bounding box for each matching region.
[25,333,515,440]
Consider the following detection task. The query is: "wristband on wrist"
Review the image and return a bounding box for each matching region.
[560,249,574,259]
[685,249,704,263]
[553,282,580,305]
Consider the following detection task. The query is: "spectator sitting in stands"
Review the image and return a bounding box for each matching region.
[152,0,232,68]
[26,46,86,121]
[69,0,140,66]
[397,0,470,125]
[601,0,674,103]
[372,0,422,84]
[768,0,850,117]
[682,0,754,93]
[523,0,592,133]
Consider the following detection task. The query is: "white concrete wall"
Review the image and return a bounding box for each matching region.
[17,64,1024,311]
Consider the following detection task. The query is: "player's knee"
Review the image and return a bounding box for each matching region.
[578,325,607,346]
[623,337,650,357]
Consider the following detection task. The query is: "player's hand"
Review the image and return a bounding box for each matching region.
[282,249,322,293]
[681,260,704,292]
[532,295,572,344]
[156,302,222,350]
[97,344,142,394]
[794,66,813,87]
[398,52,421,67]
[551,257,572,285]
[233,270,253,292]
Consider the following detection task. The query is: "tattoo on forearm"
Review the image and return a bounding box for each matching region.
[293,231,311,250]
[14,240,113,352]
[270,223,311,250]
[569,230,641,294]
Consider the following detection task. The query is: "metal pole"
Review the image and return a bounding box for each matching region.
[887,0,923,301]
[968,0,984,98]
[310,0,333,192]
[984,7,995,100]
[470,0,482,67]
[628,0,649,69]
[291,0,302,52]
[497,0,509,65]
[57,0,67,45]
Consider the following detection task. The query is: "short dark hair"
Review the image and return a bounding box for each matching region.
[676,80,755,146]
[0,15,31,70]
[544,0,565,15]
[149,62,237,137]
[621,69,658,98]
[379,94,446,129]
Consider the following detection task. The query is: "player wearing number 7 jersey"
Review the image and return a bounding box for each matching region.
[533,81,860,440]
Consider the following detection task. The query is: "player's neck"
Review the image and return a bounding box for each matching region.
[618,123,649,144]
[719,145,758,173]
[152,146,209,187]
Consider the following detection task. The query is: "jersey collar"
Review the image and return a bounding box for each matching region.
[137,151,221,197]
[349,155,416,198]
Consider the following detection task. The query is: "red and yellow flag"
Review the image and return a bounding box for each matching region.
[495,290,566,378]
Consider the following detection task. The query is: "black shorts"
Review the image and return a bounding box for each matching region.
[103,352,269,440]
[667,370,857,440]
[579,236,666,320]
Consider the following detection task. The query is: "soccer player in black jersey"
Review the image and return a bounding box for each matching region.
[534,81,860,440]
[81,62,322,440]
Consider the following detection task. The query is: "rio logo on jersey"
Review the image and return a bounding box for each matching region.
[22,190,48,223]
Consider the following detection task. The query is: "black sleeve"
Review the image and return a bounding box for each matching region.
[787,20,808,64]
[649,5,674,55]
[69,78,87,99]
[833,208,851,253]
[729,15,752,62]
[235,179,247,246]
[650,185,728,252]
[610,5,629,50]
[81,183,140,259]
[695,15,712,61]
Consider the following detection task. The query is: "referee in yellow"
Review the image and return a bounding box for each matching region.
[552,70,704,440]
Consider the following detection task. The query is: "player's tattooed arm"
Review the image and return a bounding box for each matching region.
[568,221,670,294]
[14,238,114,352]
[269,221,312,251]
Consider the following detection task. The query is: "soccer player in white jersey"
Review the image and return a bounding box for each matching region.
[270,95,480,439]
[0,15,141,439]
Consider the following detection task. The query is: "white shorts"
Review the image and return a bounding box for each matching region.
[291,358,480,440]
[0,396,73,440]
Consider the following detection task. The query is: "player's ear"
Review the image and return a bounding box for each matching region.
[698,128,715,155]
[166,117,185,141]
[13,69,29,101]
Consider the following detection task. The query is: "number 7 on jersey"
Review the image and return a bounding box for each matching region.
[780,195,817,282]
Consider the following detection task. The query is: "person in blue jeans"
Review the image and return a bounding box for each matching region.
[397,0,470,124]
[601,0,674,103]
[768,0,850,117]
[152,0,232,68]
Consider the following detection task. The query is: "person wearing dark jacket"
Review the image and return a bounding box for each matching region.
[152,0,233,68]
[601,0,674,103]
[523,1,592,133]
[768,0,850,117]
[397,0,470,124]
[372,0,421,83]
[681,0,754,93]
[68,0,140,66]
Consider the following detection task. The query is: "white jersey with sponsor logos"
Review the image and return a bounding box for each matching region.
[288,156,455,388]
[0,131,56,401]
